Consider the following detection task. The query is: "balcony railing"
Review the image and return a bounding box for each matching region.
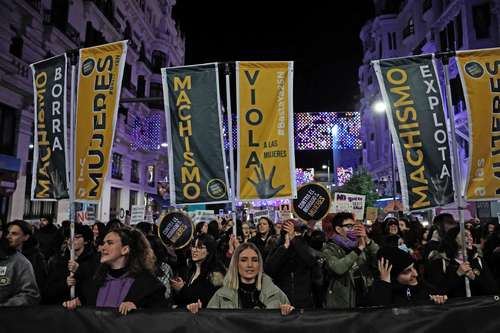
[27,0,41,12]
[43,9,81,46]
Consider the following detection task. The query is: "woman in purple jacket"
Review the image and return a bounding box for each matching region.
[63,227,166,315]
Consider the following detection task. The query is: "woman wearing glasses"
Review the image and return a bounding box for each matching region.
[171,234,225,309]
[322,212,379,309]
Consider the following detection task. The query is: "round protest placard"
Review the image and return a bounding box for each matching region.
[157,211,194,249]
[292,182,331,221]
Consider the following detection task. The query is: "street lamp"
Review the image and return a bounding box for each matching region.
[372,100,396,200]
[372,100,387,113]
[322,164,330,185]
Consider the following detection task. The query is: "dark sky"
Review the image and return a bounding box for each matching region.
[172,1,375,168]
[173,1,374,112]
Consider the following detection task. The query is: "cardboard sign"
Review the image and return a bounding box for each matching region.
[365,207,378,222]
[130,205,146,225]
[253,209,273,224]
[187,210,216,225]
[332,192,366,220]
[292,183,331,221]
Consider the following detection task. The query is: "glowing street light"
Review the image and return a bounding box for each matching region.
[372,100,387,113]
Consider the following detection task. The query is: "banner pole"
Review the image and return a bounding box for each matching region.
[69,55,77,299]
[441,54,471,298]
[225,63,237,236]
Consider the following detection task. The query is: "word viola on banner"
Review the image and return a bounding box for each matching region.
[373,54,454,211]
[237,61,296,201]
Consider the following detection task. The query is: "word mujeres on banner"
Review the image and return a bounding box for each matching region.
[162,63,230,205]
[74,41,128,202]
[373,54,454,211]
[30,54,69,201]
[457,48,500,201]
[237,61,296,201]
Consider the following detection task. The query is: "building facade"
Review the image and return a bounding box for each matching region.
[0,0,184,224]
[359,0,500,202]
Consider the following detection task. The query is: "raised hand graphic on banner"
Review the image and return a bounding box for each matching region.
[430,174,452,205]
[50,169,68,199]
[248,163,285,199]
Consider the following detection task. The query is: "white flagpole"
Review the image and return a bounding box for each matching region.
[69,58,77,299]
[441,53,471,298]
[225,63,237,236]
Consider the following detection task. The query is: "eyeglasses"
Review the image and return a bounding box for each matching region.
[341,224,356,230]
[191,244,207,250]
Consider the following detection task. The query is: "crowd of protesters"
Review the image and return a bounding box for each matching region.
[0,211,499,316]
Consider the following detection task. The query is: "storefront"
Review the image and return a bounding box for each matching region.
[0,153,20,226]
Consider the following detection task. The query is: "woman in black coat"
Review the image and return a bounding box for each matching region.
[63,228,167,315]
[425,227,498,298]
[170,234,225,308]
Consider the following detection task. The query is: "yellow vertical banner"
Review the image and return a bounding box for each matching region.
[236,61,296,200]
[457,48,500,200]
[75,41,128,202]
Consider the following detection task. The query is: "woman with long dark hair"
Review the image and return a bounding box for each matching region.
[426,227,498,297]
[63,228,167,315]
[170,234,225,308]
[250,217,276,260]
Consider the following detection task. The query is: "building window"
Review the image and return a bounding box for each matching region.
[148,82,163,109]
[473,3,491,39]
[110,187,121,219]
[152,50,168,73]
[387,32,397,50]
[129,190,138,212]
[403,18,415,39]
[137,75,146,98]
[370,133,375,141]
[9,36,23,58]
[131,160,140,183]
[456,13,463,49]
[423,0,432,12]
[0,104,17,155]
[147,165,155,187]
[112,153,123,179]
[84,22,106,47]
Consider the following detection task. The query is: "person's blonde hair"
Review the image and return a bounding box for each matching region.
[224,242,263,291]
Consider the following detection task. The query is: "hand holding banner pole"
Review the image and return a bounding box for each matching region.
[440,52,471,298]
[225,63,237,236]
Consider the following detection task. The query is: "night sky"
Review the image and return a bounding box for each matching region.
[173,1,375,169]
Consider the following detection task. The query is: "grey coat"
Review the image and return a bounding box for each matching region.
[0,251,40,306]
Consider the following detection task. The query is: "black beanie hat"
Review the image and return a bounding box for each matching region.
[65,224,93,244]
[377,246,414,279]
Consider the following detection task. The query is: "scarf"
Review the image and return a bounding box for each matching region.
[331,234,358,250]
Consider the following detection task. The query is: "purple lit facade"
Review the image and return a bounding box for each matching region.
[359,0,500,206]
[0,0,184,223]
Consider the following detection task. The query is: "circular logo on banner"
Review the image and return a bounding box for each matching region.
[464,61,484,79]
[207,179,227,199]
[81,58,96,76]
[292,182,331,222]
[158,211,194,249]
